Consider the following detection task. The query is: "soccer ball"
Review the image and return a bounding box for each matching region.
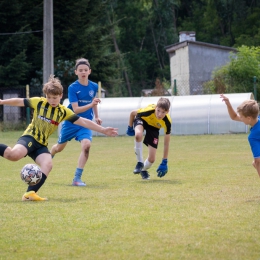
[20,164,42,186]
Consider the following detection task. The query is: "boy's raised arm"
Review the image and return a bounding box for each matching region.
[220,94,241,122]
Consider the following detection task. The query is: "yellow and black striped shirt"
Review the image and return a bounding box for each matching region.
[137,104,172,134]
[23,97,79,146]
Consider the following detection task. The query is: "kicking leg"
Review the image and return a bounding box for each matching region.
[22,153,52,201]
[50,142,67,157]
[0,143,27,161]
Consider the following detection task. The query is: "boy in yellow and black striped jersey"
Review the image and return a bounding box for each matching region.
[126,97,171,180]
[0,75,118,201]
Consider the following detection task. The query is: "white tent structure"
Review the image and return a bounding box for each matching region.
[60,93,254,136]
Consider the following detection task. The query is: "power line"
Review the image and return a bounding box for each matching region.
[0,30,43,36]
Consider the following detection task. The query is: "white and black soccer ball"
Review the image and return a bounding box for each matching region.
[20,164,42,186]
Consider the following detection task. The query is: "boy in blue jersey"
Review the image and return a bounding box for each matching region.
[126,98,172,180]
[0,75,118,201]
[51,58,102,186]
[221,94,260,177]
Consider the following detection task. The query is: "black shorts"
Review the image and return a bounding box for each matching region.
[17,135,50,161]
[133,118,159,149]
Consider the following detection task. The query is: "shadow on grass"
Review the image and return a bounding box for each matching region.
[4,197,94,203]
[46,182,110,189]
[245,196,260,203]
[138,179,182,185]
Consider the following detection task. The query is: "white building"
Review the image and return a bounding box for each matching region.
[165,31,237,95]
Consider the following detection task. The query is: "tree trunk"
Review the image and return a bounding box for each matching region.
[109,16,133,96]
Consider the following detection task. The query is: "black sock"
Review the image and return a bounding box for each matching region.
[27,173,47,193]
[0,144,8,157]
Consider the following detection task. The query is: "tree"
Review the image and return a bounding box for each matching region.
[52,0,120,95]
[204,46,260,100]
[2,0,260,98]
[0,0,42,87]
[107,0,179,96]
[0,50,30,86]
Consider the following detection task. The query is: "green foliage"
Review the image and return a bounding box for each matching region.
[54,60,75,86]
[52,0,119,91]
[177,0,260,46]
[108,0,179,96]
[0,0,43,87]
[0,50,30,87]
[1,0,260,96]
[229,46,260,79]
[233,7,260,47]
[204,45,260,98]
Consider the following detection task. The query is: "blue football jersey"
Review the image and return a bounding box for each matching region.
[67,80,98,120]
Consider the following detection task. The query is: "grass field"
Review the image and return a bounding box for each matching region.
[1,131,260,260]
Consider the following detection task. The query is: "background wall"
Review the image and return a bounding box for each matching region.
[188,43,233,94]
[166,41,236,95]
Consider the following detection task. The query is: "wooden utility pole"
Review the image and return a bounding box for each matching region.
[43,0,54,85]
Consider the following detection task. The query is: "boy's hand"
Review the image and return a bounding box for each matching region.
[220,94,230,104]
[103,127,118,137]
[92,98,101,107]
[95,117,102,125]
[126,126,135,136]
[157,159,168,177]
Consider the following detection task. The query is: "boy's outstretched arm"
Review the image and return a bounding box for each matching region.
[0,98,25,107]
[74,117,118,137]
[220,94,241,122]
[162,134,170,159]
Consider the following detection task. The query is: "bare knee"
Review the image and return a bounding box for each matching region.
[81,141,91,157]
[148,157,155,164]
[5,155,20,162]
[252,161,256,168]
[83,146,90,157]
[55,145,65,153]
[5,152,23,161]
[3,146,25,161]
[135,133,143,142]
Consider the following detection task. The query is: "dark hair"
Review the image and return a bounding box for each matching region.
[75,58,90,70]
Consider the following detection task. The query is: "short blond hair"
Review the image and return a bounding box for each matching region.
[42,75,63,95]
[237,100,259,118]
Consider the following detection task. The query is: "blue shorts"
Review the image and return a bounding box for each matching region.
[58,121,92,144]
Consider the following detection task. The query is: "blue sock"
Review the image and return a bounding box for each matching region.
[74,168,83,181]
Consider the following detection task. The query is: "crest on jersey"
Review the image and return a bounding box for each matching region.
[89,90,95,97]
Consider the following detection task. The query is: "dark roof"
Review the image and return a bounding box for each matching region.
[165,40,237,53]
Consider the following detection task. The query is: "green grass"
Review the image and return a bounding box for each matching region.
[1,131,260,260]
